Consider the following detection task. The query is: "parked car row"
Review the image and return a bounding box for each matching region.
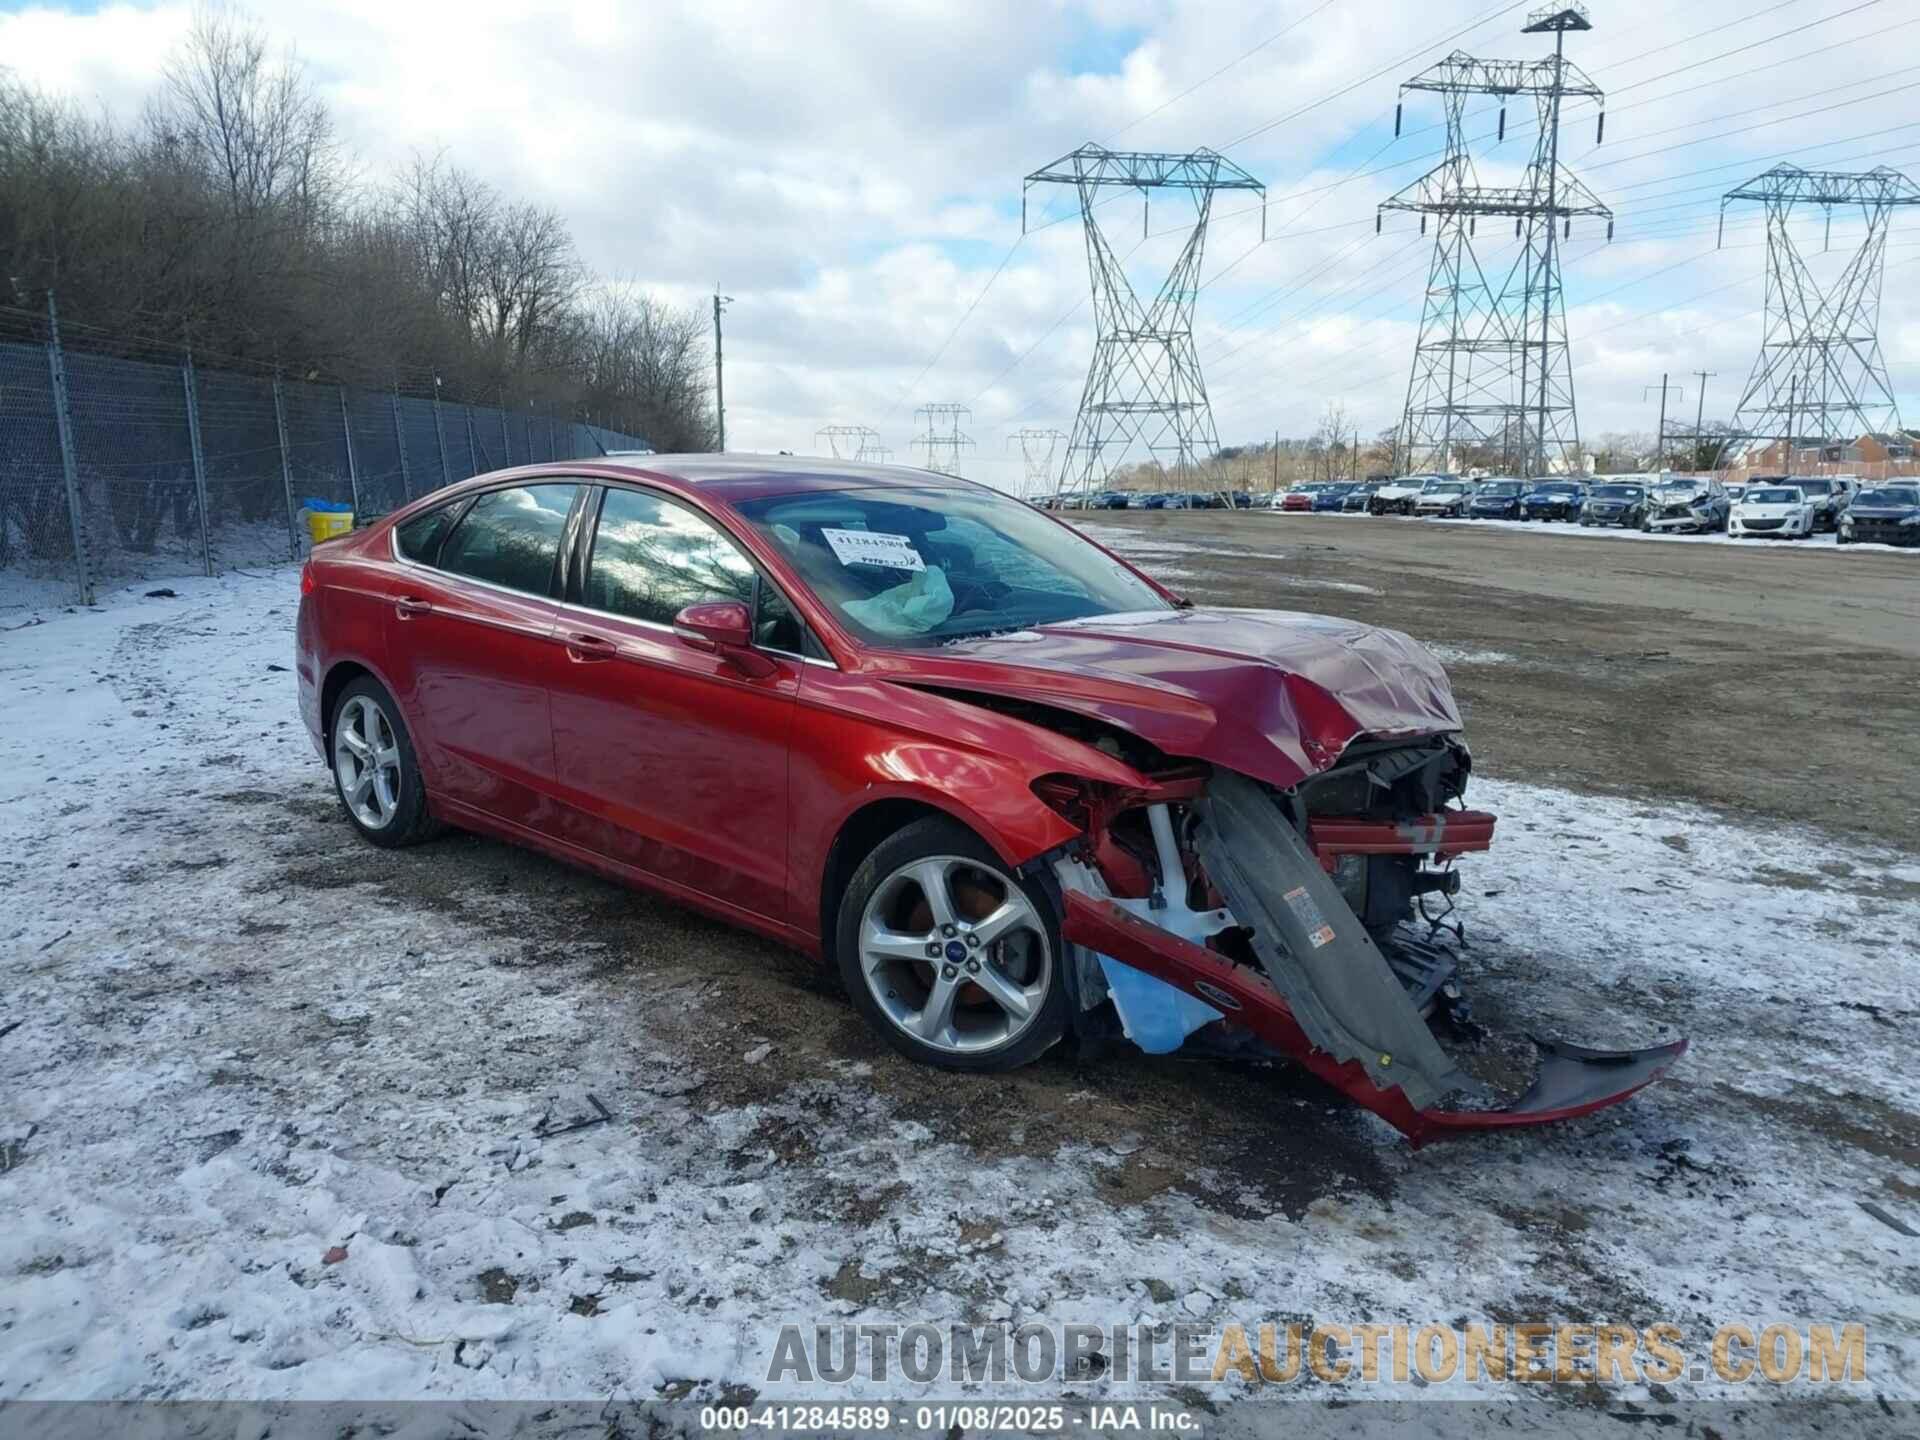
[1036,473,1917,545]
[1262,471,1911,541]
[1039,490,1257,510]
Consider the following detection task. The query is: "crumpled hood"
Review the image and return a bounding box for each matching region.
[873,607,1462,791]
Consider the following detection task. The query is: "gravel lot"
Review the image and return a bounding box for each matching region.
[2,518,1916,1430]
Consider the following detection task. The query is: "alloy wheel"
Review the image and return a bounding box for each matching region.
[858,855,1051,1055]
[333,694,402,830]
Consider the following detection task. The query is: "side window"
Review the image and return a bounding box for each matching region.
[438,484,579,595]
[395,504,457,563]
[754,581,807,655]
[585,488,755,625]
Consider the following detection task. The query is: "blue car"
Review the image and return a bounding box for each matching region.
[1519,480,1586,522]
[1312,482,1358,512]
[1467,479,1526,519]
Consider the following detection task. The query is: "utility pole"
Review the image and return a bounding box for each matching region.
[712,291,733,452]
[1643,373,1681,471]
[1690,370,1715,472]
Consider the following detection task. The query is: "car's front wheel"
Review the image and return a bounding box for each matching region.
[329,676,441,848]
[836,817,1069,1072]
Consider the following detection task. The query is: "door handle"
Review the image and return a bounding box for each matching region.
[395,596,432,618]
[564,631,616,662]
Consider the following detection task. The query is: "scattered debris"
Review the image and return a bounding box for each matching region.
[743,1042,773,1065]
[323,1245,349,1265]
[144,588,178,599]
[37,930,72,952]
[1859,1200,1918,1238]
[532,1092,611,1139]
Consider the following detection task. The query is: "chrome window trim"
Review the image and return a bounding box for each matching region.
[387,504,838,672]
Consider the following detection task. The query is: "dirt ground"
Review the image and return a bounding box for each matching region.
[6,540,1916,1416]
[1072,509,1920,848]
[241,513,1920,1237]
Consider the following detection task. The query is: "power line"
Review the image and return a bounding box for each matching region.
[1104,0,1342,144]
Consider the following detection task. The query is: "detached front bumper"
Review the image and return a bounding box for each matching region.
[1064,894,1686,1145]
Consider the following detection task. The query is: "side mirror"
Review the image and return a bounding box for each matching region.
[673,600,777,677]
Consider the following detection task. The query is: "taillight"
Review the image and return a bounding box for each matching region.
[300,562,315,596]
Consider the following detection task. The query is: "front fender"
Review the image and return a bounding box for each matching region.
[786,667,1155,938]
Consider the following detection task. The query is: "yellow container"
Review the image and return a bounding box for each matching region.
[306,509,353,543]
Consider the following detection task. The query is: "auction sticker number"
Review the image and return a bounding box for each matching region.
[822,528,925,571]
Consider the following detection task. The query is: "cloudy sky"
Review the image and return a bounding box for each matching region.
[6,0,1919,484]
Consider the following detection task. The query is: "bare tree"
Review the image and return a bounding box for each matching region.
[0,11,715,450]
[575,284,715,451]
[146,4,339,224]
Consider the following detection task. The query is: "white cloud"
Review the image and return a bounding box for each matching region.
[4,0,1915,467]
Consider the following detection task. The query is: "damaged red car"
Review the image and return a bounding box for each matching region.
[295,456,1683,1142]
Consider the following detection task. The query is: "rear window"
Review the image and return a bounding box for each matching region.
[438,484,580,596]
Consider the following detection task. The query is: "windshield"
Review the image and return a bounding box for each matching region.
[1427,482,1468,495]
[1789,479,1833,495]
[1745,488,1802,504]
[735,486,1173,649]
[1857,487,1920,506]
[1532,482,1580,494]
[1591,485,1643,499]
[1478,482,1522,496]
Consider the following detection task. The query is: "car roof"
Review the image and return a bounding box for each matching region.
[595,453,990,503]
[419,452,996,509]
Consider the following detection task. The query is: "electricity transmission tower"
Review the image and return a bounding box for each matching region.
[1718,165,1920,464]
[816,424,881,460]
[1380,4,1611,477]
[1007,428,1067,499]
[1024,145,1264,496]
[912,404,976,476]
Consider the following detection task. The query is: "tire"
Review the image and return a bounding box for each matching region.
[835,816,1070,1073]
[329,676,442,848]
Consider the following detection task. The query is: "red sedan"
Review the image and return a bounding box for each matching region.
[296,456,1680,1141]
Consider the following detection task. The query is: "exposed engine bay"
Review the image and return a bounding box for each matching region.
[1031,735,1686,1144]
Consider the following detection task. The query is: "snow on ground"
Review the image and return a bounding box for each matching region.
[2,572,1916,1429]
[1422,645,1521,666]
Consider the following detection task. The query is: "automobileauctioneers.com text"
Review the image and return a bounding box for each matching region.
[764,1320,1867,1388]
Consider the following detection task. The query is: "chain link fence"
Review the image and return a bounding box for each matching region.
[0,307,652,610]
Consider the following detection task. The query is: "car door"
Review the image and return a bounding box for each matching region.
[385,481,583,833]
[546,484,803,924]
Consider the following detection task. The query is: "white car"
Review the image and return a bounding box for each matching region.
[1369,475,1438,516]
[1729,484,1817,539]
[1414,479,1477,517]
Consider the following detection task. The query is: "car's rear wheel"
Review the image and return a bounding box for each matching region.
[330,676,441,848]
[836,817,1069,1072]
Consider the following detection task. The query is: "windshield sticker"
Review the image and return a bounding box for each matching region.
[822,528,925,571]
